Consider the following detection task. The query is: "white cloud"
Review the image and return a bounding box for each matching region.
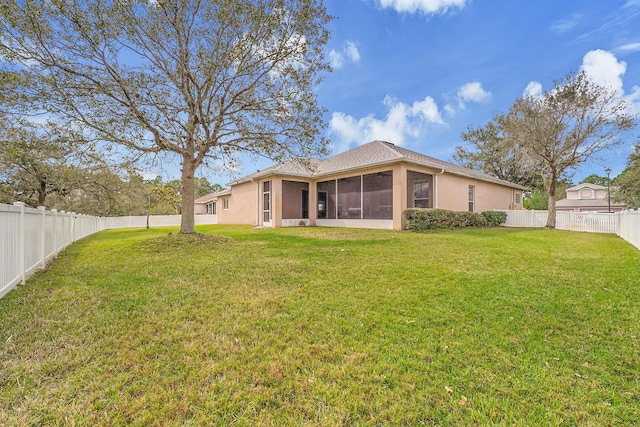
[626,85,640,115]
[580,49,626,95]
[522,49,639,115]
[457,82,491,103]
[445,81,491,114]
[375,0,467,15]
[580,49,640,113]
[550,14,582,34]
[329,41,361,70]
[523,81,543,98]
[329,95,444,150]
[616,42,640,53]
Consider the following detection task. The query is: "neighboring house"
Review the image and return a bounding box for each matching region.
[195,140,525,231]
[194,189,229,215]
[556,182,626,212]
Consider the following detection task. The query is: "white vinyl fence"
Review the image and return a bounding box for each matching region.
[501,209,640,250]
[0,202,217,300]
[104,214,217,229]
[618,210,640,250]
[1,202,107,299]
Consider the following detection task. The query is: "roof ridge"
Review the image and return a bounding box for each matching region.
[374,140,405,159]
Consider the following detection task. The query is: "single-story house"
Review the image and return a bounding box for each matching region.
[556,182,626,212]
[195,140,525,230]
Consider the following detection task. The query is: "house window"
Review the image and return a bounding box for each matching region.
[468,185,475,212]
[263,181,271,223]
[407,171,433,209]
[581,188,593,199]
[223,198,229,210]
[413,181,430,208]
[515,193,521,204]
[207,202,217,214]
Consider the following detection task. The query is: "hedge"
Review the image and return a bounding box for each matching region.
[403,208,507,231]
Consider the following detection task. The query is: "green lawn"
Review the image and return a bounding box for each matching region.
[1,226,639,426]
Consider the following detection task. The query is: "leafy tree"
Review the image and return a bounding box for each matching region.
[149,186,181,215]
[140,176,223,214]
[580,174,610,186]
[615,143,640,209]
[454,120,544,191]
[457,71,635,227]
[52,168,150,216]
[1,0,332,233]
[523,179,573,210]
[195,178,224,199]
[0,120,90,207]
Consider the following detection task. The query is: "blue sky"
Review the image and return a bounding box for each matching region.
[200,0,640,186]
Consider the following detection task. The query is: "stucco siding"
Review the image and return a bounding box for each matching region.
[194,203,208,215]
[217,181,258,225]
[437,173,521,212]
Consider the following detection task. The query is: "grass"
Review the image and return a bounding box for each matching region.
[1,225,639,426]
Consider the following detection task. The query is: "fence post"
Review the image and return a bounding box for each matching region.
[531,209,535,227]
[13,202,26,285]
[39,206,46,269]
[52,209,58,256]
[71,212,76,243]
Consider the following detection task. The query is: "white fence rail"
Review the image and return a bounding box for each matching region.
[104,214,217,229]
[501,209,640,249]
[0,203,217,300]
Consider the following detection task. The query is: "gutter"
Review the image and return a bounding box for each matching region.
[434,168,445,208]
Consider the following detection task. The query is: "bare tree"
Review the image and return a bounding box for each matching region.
[0,0,332,233]
[456,71,635,227]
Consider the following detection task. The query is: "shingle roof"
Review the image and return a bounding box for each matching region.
[556,198,625,208]
[194,193,217,203]
[229,140,526,190]
[566,183,607,192]
[194,188,231,204]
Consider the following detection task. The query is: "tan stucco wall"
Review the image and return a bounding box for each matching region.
[436,173,522,212]
[217,181,259,225]
[270,177,281,227]
[194,203,208,215]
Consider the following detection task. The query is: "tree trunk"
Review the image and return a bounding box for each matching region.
[180,156,197,234]
[37,180,47,207]
[546,177,557,228]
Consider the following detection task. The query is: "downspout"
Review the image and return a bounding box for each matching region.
[434,168,445,208]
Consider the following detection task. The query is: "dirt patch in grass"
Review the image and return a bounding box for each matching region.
[135,232,233,251]
[290,229,391,241]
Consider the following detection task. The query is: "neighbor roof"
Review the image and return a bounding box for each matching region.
[566,183,608,192]
[194,188,231,204]
[229,140,526,190]
[556,198,625,208]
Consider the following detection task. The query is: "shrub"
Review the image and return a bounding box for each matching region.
[403,208,489,231]
[482,210,508,226]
